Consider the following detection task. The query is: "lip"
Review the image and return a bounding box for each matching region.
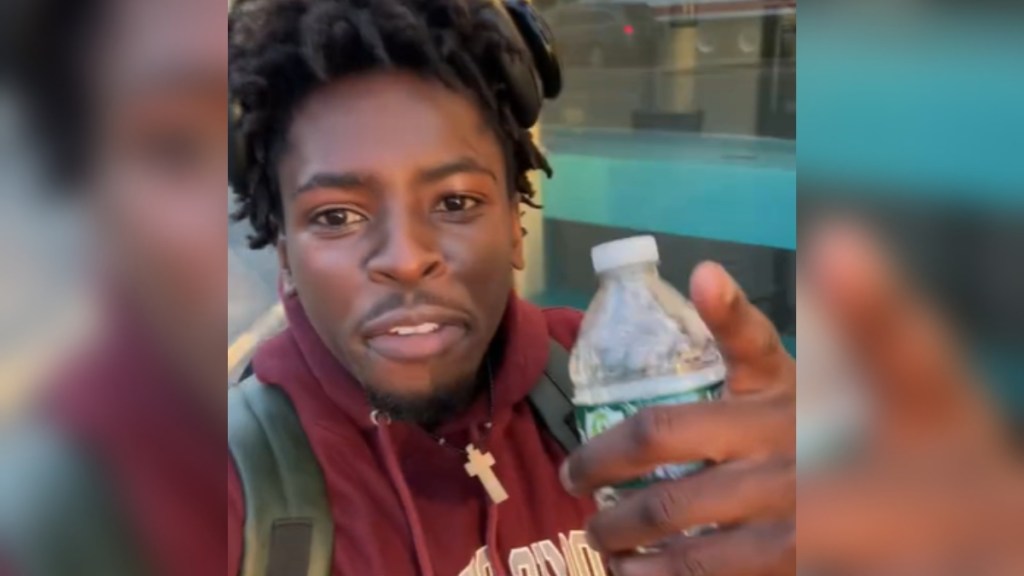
[362,306,470,338]
[362,306,470,363]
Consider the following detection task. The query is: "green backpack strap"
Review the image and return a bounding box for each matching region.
[0,419,148,576]
[527,339,581,455]
[228,376,333,576]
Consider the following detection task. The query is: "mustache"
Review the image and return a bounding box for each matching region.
[358,291,471,327]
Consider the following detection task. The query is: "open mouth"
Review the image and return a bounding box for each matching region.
[388,322,441,336]
[363,309,470,363]
[368,324,465,362]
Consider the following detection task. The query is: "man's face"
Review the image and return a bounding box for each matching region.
[90,0,227,392]
[278,72,525,421]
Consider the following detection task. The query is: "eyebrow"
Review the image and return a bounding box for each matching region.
[295,172,367,196]
[294,156,497,197]
[416,156,498,185]
[119,67,227,102]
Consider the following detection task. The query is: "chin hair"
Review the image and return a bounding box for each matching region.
[365,378,482,430]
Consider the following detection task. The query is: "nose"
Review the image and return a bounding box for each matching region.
[366,208,444,287]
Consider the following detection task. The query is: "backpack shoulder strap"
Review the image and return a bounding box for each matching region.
[527,339,581,455]
[0,418,148,576]
[228,376,333,576]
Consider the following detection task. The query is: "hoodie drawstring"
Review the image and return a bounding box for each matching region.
[372,412,509,576]
[485,502,505,576]
[374,413,436,576]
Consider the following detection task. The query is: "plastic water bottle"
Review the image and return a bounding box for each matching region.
[796,284,865,470]
[570,236,727,509]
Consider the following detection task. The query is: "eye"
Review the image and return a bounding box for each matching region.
[434,194,481,213]
[311,208,367,229]
[140,130,206,174]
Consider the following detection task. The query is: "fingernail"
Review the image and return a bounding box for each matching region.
[720,272,739,310]
[697,261,737,309]
[708,266,741,309]
[559,460,577,495]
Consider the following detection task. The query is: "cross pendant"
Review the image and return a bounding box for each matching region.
[464,444,508,504]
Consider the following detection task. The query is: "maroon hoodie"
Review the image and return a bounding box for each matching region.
[4,311,225,576]
[227,293,606,576]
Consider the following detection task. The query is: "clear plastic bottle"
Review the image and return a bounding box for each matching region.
[570,236,727,509]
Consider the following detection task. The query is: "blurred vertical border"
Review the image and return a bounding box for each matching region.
[797,2,1024,425]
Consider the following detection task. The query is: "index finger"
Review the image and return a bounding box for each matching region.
[561,398,793,496]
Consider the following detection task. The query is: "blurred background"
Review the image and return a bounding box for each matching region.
[798,1,1024,431]
[0,0,228,414]
[0,84,95,416]
[528,0,795,339]
[795,6,1024,568]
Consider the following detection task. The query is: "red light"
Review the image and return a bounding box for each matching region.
[623,24,634,36]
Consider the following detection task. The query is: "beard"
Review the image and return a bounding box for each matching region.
[364,375,484,431]
[355,329,505,430]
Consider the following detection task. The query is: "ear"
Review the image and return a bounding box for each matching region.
[276,234,290,273]
[511,204,526,271]
[276,235,296,295]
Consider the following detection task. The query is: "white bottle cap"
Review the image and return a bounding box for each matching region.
[591,235,660,274]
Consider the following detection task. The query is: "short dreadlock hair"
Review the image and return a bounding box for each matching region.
[2,0,104,187]
[229,0,552,249]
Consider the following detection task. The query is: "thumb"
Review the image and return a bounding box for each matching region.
[690,261,793,394]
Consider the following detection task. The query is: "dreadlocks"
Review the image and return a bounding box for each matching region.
[229,0,551,249]
[2,0,104,187]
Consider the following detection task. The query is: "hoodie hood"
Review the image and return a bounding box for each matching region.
[253,290,552,437]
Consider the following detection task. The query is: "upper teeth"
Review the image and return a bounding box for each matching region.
[390,323,440,336]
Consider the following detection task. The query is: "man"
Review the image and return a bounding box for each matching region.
[227,1,795,574]
[0,0,227,574]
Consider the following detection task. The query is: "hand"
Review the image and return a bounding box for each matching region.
[798,223,1024,575]
[561,262,796,576]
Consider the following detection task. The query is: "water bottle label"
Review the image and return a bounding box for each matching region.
[575,383,723,489]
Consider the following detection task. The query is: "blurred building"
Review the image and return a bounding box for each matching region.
[798,5,1024,420]
[523,0,797,350]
